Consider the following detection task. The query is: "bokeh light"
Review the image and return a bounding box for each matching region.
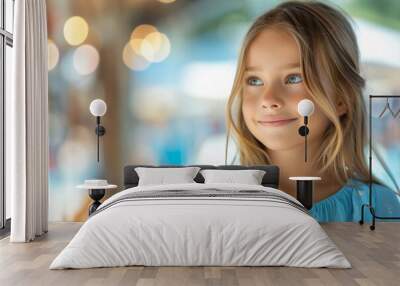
[129,34,171,64]
[158,0,176,3]
[129,38,145,55]
[63,16,89,46]
[73,44,100,75]
[128,24,171,65]
[130,24,158,40]
[129,24,157,60]
[143,32,171,63]
[138,38,155,60]
[122,42,150,71]
[47,39,59,71]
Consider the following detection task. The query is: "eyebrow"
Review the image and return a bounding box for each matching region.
[245,62,300,71]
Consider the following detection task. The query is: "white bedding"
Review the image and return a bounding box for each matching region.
[49,183,351,269]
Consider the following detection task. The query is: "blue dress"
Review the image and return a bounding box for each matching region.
[310,178,400,222]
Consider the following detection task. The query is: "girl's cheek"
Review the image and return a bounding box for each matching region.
[285,84,306,96]
[243,85,262,96]
[242,93,258,115]
[242,97,258,128]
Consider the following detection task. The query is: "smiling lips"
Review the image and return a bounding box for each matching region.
[257,118,298,127]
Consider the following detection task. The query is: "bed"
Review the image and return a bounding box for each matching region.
[49,164,351,269]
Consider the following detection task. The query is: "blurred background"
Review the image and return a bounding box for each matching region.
[45,0,400,221]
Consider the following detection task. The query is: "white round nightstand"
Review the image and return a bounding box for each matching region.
[76,182,117,215]
[289,176,321,210]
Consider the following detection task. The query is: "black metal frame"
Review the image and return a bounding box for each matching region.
[359,95,400,230]
[1,0,14,232]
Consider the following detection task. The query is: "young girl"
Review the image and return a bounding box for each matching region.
[225,0,400,222]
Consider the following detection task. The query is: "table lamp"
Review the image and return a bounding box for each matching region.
[89,99,107,162]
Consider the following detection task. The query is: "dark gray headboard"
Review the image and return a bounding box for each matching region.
[124,165,280,189]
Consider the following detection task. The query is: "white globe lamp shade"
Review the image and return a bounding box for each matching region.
[90,99,107,117]
[298,99,314,116]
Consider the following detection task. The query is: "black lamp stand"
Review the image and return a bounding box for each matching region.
[95,116,106,162]
[298,116,309,162]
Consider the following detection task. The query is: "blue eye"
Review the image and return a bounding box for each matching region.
[246,77,263,86]
[286,74,303,84]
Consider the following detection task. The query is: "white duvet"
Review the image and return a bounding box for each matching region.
[50,183,351,269]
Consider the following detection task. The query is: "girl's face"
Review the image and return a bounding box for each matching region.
[242,27,332,152]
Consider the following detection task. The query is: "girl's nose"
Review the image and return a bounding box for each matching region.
[262,102,280,110]
[260,85,284,111]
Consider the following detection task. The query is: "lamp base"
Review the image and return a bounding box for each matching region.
[296,180,313,210]
[88,189,105,215]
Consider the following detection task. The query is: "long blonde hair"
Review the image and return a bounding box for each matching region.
[225,0,395,189]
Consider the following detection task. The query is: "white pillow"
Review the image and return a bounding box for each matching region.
[200,169,266,185]
[135,167,201,186]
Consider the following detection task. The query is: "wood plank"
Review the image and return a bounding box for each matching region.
[0,222,399,286]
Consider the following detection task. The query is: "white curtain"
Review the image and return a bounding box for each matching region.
[6,0,49,242]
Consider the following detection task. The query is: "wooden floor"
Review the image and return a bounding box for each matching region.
[0,222,399,286]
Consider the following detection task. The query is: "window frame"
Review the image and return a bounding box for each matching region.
[0,0,14,233]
